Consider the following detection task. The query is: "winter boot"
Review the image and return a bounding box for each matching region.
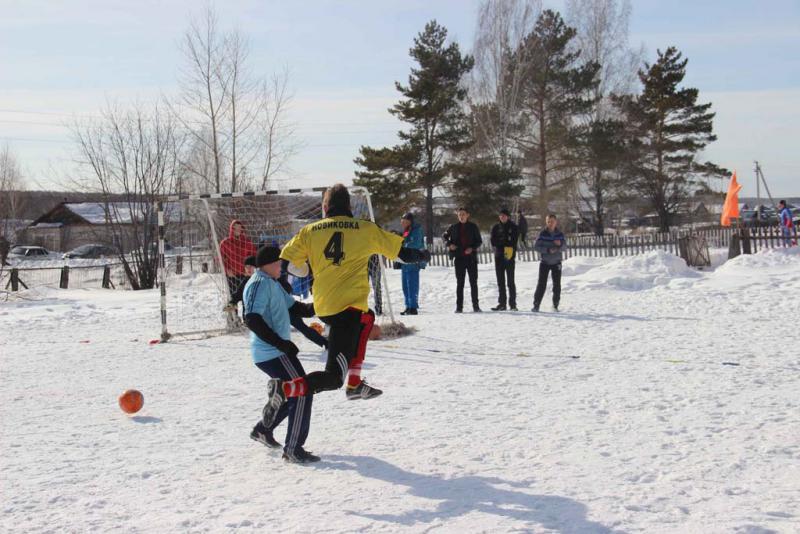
[491,304,507,311]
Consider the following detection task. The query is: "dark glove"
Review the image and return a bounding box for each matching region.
[276,340,299,358]
[420,249,431,263]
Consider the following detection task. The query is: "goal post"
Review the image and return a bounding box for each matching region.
[156,186,401,341]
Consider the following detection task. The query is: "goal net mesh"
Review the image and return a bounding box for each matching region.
[157,188,399,340]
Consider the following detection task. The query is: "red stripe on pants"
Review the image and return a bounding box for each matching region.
[348,310,375,387]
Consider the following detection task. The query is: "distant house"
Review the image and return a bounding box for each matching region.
[23,202,150,252]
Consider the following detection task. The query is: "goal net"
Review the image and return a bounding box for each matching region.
[156,187,400,341]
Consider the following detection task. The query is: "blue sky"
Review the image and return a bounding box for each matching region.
[1,0,799,197]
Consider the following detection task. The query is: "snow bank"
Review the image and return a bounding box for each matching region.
[564,250,700,291]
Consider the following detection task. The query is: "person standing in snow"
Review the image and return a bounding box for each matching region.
[443,207,483,313]
[517,210,529,249]
[532,214,566,312]
[260,184,430,447]
[777,200,795,246]
[219,220,257,298]
[490,208,519,311]
[243,245,318,463]
[399,212,425,315]
[0,235,9,266]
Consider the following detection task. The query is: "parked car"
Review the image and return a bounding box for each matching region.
[8,245,51,258]
[62,244,118,259]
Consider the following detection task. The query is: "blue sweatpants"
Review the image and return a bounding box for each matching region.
[401,264,420,309]
[254,353,312,455]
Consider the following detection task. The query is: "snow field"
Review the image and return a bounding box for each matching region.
[1,249,798,533]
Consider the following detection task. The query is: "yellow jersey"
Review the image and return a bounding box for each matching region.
[280,216,404,317]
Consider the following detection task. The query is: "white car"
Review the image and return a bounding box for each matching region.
[8,245,51,259]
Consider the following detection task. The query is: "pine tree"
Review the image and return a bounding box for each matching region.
[448,160,524,227]
[354,20,474,243]
[614,47,725,231]
[352,145,420,225]
[507,9,600,224]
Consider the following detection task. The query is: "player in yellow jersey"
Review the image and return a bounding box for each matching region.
[261,184,430,429]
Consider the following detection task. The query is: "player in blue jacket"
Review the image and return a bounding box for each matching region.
[399,212,425,315]
[243,245,319,464]
[778,200,795,246]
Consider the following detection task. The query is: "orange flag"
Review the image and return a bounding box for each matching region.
[720,171,742,227]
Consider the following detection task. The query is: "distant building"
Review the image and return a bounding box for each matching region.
[20,202,164,252]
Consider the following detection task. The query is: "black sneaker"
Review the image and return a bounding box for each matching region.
[491,305,506,311]
[510,306,518,311]
[473,306,482,312]
[282,447,321,464]
[250,427,281,449]
[400,308,418,315]
[346,379,383,400]
[455,308,463,313]
[262,378,287,428]
[553,304,559,312]
[531,305,540,312]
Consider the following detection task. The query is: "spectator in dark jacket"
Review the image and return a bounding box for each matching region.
[532,214,566,312]
[517,210,529,249]
[443,207,482,313]
[490,208,519,311]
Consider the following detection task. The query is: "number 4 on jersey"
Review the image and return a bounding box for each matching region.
[324,231,345,265]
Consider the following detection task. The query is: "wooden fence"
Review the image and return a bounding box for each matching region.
[3,225,796,292]
[428,224,797,265]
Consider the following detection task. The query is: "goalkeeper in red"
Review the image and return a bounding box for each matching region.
[261,184,430,429]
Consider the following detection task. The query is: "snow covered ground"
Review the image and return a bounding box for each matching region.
[1,249,799,533]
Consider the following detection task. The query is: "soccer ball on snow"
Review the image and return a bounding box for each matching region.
[119,389,144,414]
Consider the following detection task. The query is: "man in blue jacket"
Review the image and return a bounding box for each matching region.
[778,200,795,246]
[533,214,566,312]
[399,212,425,315]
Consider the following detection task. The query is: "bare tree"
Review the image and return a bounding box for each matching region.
[0,144,26,248]
[469,0,542,169]
[566,0,644,234]
[174,7,297,193]
[72,102,184,289]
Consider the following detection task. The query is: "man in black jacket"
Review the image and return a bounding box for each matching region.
[490,208,519,311]
[443,207,482,313]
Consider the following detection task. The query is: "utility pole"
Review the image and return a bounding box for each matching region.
[754,161,776,207]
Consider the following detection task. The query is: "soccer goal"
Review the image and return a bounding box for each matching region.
[156,187,401,341]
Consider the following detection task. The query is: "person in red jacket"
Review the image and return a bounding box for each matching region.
[219,220,257,297]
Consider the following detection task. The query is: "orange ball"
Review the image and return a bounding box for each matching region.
[310,321,324,335]
[368,324,382,340]
[119,389,144,414]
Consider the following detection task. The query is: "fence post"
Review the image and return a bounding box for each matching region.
[60,266,70,289]
[10,268,19,291]
[176,255,183,275]
[102,265,111,289]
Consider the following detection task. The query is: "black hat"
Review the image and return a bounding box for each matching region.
[244,255,257,267]
[402,212,414,222]
[500,208,511,216]
[255,246,281,267]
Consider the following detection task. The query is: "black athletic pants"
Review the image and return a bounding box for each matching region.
[454,256,479,310]
[253,353,312,455]
[304,309,362,394]
[494,256,516,308]
[533,262,561,308]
